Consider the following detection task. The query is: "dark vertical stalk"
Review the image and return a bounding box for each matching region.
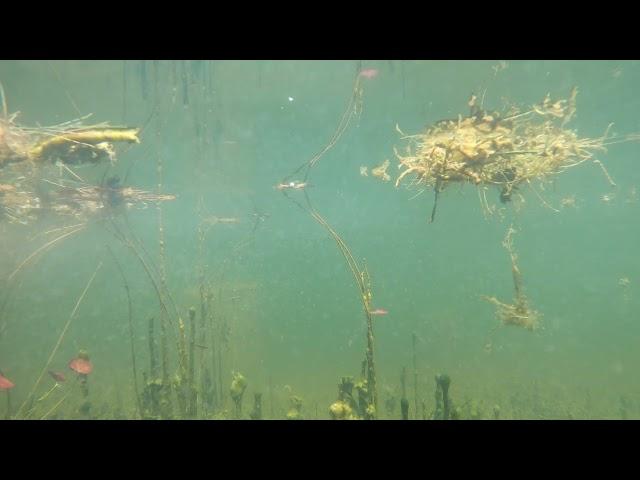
[400,366,408,419]
[181,60,189,106]
[188,307,197,416]
[139,60,148,101]
[122,61,127,123]
[148,316,157,378]
[412,332,418,419]
[269,375,274,419]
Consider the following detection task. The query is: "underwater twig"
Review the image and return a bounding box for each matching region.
[400,366,408,419]
[593,159,617,188]
[36,383,61,403]
[16,261,102,418]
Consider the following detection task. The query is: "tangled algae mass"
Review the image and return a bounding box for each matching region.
[388,88,632,214]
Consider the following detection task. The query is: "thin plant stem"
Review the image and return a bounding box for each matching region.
[16,261,102,417]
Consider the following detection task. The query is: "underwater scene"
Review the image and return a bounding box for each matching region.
[0,60,638,420]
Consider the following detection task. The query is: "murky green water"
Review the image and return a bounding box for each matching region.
[0,60,638,419]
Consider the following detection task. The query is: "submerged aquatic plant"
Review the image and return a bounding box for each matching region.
[286,395,304,420]
[249,393,263,420]
[433,374,451,420]
[69,350,93,418]
[329,376,358,420]
[230,371,247,418]
[483,226,540,334]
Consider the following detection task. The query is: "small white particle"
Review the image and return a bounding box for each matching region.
[288,96,294,102]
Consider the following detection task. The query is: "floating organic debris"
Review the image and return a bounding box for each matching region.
[275,180,309,191]
[47,178,176,221]
[483,226,540,332]
[371,159,390,182]
[560,194,578,209]
[0,114,139,168]
[385,88,634,219]
[0,182,40,224]
[1,176,176,226]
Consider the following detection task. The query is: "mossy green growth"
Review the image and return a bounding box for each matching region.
[230,372,247,401]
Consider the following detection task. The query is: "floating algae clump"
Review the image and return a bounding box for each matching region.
[388,88,632,219]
